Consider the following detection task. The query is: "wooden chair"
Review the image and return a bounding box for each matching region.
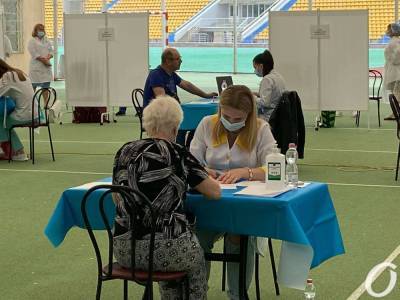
[389,94,400,180]
[356,70,383,127]
[9,87,56,164]
[131,88,145,139]
[81,184,189,300]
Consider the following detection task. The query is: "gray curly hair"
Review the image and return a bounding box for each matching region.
[142,96,183,136]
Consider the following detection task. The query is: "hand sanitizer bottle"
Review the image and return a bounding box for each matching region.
[265,144,286,191]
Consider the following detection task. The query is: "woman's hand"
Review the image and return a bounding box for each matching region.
[217,168,248,184]
[205,167,218,179]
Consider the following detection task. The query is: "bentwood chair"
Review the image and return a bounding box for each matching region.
[389,94,400,181]
[131,88,145,139]
[356,70,383,127]
[9,87,56,164]
[81,184,189,300]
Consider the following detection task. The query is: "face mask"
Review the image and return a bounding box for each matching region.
[254,68,263,77]
[220,115,246,132]
[37,31,45,38]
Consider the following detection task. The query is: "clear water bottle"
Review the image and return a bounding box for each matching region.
[285,143,298,187]
[304,279,316,299]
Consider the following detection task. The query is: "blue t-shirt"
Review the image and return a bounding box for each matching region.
[143,65,182,107]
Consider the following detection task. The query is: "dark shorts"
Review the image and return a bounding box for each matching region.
[32,82,51,90]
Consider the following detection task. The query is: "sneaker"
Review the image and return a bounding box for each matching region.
[115,111,126,116]
[12,153,28,161]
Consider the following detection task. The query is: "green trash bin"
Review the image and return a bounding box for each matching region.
[321,111,336,128]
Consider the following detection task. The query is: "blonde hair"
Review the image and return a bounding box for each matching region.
[142,96,183,136]
[213,85,259,151]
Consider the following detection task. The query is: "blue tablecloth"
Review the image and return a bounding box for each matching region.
[180,101,218,130]
[44,178,344,289]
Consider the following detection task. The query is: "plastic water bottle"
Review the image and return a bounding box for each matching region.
[304,279,316,299]
[285,143,298,187]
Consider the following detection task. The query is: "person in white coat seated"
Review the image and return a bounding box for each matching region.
[28,23,53,91]
[189,85,276,300]
[0,59,36,161]
[253,50,286,122]
[384,22,400,120]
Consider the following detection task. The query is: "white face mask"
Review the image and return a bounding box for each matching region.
[220,115,246,132]
[254,66,263,77]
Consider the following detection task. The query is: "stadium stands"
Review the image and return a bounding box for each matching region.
[256,0,397,41]
[44,0,210,40]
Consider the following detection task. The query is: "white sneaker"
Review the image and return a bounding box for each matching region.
[12,153,28,161]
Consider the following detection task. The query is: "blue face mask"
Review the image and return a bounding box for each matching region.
[37,31,45,38]
[220,115,246,132]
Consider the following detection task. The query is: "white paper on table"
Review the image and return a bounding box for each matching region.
[236,180,263,187]
[219,183,238,189]
[71,181,111,190]
[234,183,294,197]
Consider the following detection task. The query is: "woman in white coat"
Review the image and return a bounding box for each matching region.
[0,59,36,160]
[190,85,276,300]
[384,22,400,120]
[28,24,53,91]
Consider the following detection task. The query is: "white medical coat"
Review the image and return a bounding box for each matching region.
[28,37,53,84]
[384,36,400,90]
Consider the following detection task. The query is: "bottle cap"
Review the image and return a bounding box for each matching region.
[288,143,297,148]
[306,279,313,284]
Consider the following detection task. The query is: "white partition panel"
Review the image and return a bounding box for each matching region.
[64,13,149,107]
[270,10,368,111]
[64,14,107,106]
[108,13,149,106]
[320,10,369,111]
[270,11,318,111]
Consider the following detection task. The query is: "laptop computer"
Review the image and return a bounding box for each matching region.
[216,76,233,95]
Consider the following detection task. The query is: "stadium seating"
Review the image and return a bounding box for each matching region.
[44,0,210,40]
[256,0,397,41]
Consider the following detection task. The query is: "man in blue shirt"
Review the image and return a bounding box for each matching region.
[144,47,217,106]
[142,48,217,146]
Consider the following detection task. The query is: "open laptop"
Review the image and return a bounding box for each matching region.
[216,76,233,95]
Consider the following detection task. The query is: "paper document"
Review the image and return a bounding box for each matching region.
[234,183,294,197]
[220,184,238,189]
[236,180,263,187]
[71,181,111,190]
[187,100,217,105]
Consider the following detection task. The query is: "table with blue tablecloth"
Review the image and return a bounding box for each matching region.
[180,100,218,131]
[45,178,344,290]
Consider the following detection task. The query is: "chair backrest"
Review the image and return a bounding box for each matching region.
[369,69,383,99]
[131,88,144,121]
[81,184,156,286]
[32,87,57,125]
[389,94,400,140]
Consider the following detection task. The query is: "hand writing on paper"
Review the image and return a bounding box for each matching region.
[217,168,248,184]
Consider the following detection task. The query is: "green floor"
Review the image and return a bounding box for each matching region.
[1,74,400,299]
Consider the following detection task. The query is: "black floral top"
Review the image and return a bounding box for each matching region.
[112,138,208,239]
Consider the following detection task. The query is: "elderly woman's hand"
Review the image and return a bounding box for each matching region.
[205,167,219,179]
[217,168,248,184]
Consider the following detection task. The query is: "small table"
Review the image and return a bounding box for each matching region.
[45,179,345,298]
[180,100,218,131]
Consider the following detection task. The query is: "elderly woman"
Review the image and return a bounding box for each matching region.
[384,22,400,120]
[253,50,286,122]
[190,85,276,300]
[112,96,221,300]
[0,59,36,161]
